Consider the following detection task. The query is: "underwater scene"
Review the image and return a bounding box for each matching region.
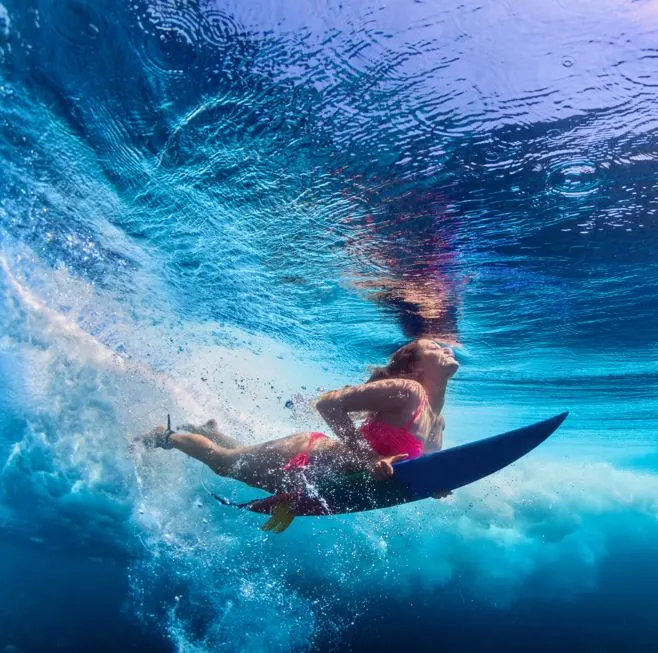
[0,0,657,651]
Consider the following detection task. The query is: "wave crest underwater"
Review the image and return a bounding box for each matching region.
[1,0,658,651]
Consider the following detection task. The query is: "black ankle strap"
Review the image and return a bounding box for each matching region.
[162,413,175,449]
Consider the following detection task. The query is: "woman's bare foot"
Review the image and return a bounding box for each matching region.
[178,419,217,437]
[177,419,240,449]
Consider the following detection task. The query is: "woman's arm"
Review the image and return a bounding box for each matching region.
[315,379,422,448]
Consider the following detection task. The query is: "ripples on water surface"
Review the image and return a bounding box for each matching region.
[0,1,657,651]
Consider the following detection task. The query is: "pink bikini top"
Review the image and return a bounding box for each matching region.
[359,394,427,459]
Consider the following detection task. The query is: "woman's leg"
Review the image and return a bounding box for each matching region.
[147,425,339,493]
[167,431,237,474]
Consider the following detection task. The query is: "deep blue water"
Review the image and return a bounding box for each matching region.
[1,0,657,651]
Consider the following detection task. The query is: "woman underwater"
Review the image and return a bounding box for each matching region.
[143,339,459,497]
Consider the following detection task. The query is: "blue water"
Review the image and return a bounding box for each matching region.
[1,0,657,651]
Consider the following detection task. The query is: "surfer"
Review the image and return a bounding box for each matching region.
[142,339,458,494]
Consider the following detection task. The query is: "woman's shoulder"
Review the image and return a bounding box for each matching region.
[379,378,425,398]
[317,378,422,414]
[356,377,425,400]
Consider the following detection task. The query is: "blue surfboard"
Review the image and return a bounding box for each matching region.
[393,410,568,498]
[247,411,568,517]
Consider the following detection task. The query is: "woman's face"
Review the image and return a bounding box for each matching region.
[415,339,459,379]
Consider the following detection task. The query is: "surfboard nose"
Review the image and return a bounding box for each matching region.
[547,411,569,429]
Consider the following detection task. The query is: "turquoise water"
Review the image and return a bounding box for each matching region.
[1,0,657,651]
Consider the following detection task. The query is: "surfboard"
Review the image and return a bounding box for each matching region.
[246,411,568,518]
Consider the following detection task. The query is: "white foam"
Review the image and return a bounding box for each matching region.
[1,246,657,650]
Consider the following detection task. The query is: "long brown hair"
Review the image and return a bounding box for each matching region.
[366,341,421,383]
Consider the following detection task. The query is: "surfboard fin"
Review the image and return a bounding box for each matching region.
[261,501,296,533]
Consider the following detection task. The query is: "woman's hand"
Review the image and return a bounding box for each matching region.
[432,491,452,499]
[370,454,408,481]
